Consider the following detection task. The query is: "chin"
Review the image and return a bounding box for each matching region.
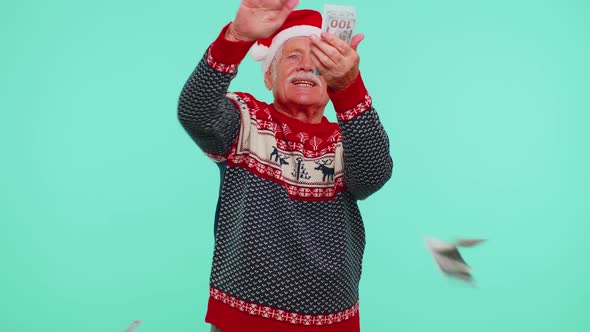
[289,93,325,105]
[291,97,319,105]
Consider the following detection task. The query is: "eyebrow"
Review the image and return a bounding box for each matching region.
[284,47,306,54]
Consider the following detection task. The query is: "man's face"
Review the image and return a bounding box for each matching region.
[265,37,330,110]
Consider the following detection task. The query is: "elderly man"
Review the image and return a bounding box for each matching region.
[178,0,393,331]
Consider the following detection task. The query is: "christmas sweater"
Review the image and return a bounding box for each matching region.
[178,24,393,332]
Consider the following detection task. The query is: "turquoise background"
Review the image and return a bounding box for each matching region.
[2,0,589,331]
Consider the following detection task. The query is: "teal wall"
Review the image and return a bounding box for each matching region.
[2,0,589,331]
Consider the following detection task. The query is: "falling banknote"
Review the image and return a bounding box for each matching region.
[315,4,357,75]
[125,320,142,332]
[424,236,485,283]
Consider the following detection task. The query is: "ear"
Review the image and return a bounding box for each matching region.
[264,68,273,90]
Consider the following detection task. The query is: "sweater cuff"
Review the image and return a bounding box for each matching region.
[328,73,373,122]
[207,23,256,74]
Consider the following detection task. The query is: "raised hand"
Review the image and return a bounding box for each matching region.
[227,0,300,41]
[309,32,364,91]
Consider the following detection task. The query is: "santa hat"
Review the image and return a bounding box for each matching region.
[250,9,322,74]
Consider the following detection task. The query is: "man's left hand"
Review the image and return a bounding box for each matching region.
[310,32,364,91]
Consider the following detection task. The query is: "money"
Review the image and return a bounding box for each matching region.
[322,4,356,45]
[315,4,357,75]
[455,238,486,247]
[424,236,486,283]
[125,320,142,332]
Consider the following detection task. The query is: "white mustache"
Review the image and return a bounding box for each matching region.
[287,71,322,87]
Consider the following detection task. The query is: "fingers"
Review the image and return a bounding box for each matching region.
[350,33,364,51]
[277,0,300,27]
[310,48,336,73]
[243,0,298,10]
[277,0,299,15]
[310,52,327,74]
[310,32,361,67]
[285,0,299,11]
[309,31,363,91]
[318,32,354,55]
[310,34,342,66]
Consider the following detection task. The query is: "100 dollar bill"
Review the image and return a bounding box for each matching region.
[316,4,357,75]
[322,4,356,44]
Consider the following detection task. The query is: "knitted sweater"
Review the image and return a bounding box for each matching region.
[178,24,393,332]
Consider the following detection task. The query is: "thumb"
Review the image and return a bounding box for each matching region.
[350,33,364,51]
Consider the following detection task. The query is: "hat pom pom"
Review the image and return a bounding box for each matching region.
[250,43,269,62]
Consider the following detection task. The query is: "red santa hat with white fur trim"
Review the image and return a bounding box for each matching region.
[250,9,322,74]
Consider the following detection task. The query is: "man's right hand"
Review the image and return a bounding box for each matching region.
[226,0,299,41]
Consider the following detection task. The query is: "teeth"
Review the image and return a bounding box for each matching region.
[293,80,315,87]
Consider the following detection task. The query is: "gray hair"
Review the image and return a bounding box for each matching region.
[268,46,284,84]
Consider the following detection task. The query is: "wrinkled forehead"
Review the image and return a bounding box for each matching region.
[281,36,313,53]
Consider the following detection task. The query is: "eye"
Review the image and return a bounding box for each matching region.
[288,54,299,60]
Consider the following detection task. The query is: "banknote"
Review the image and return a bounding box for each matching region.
[424,236,486,283]
[315,4,357,75]
[125,320,142,332]
[322,4,356,44]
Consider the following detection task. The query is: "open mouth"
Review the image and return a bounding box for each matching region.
[291,80,317,88]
